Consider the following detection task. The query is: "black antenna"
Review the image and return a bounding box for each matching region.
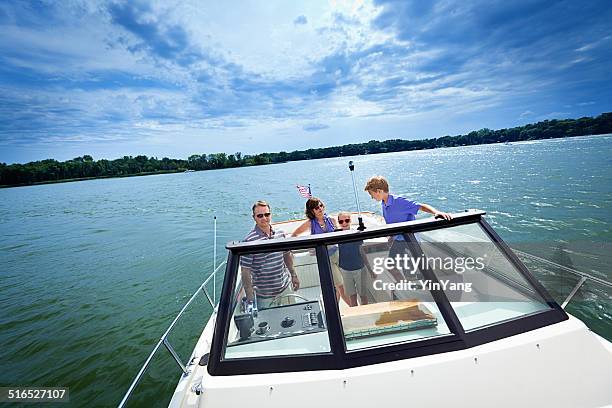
[348,161,366,231]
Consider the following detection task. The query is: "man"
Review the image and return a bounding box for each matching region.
[240,200,300,309]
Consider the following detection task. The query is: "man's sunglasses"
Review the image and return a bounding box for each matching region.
[338,219,351,224]
[255,213,271,218]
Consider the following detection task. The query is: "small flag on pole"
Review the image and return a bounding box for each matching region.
[296,184,312,198]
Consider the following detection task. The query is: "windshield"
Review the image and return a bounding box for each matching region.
[224,246,331,359]
[218,213,558,366]
[414,223,550,331]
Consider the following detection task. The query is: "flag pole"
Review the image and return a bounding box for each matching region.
[348,161,366,231]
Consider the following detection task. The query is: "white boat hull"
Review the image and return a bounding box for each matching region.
[170,314,612,408]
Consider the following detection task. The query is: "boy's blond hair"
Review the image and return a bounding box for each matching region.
[364,176,389,193]
[337,211,351,220]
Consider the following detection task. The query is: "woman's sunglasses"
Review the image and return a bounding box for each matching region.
[338,219,351,224]
[255,212,271,218]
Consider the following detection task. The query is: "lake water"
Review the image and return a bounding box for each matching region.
[1,135,611,406]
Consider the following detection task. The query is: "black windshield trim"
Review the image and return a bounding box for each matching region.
[208,212,568,376]
[227,210,485,253]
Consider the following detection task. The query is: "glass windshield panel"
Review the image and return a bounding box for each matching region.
[224,246,331,359]
[415,223,551,331]
[329,234,452,351]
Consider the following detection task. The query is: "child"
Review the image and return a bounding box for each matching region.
[364,176,452,279]
[364,176,452,224]
[337,212,368,307]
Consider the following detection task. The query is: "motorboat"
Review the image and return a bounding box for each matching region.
[119,209,612,408]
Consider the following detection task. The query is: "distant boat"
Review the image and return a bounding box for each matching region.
[184,169,195,173]
[504,141,512,145]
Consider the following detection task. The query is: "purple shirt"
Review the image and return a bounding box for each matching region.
[309,214,335,234]
[310,215,338,255]
[382,194,421,240]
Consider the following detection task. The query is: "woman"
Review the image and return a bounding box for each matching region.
[292,197,349,304]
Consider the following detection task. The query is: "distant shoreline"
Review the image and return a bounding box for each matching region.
[1,133,607,189]
[1,112,610,188]
[0,169,186,189]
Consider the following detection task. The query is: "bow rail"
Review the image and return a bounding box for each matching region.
[117,261,225,408]
[514,249,611,308]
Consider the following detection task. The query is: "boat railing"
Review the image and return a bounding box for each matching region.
[117,261,226,408]
[514,249,612,308]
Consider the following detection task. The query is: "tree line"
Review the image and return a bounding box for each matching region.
[1,112,610,187]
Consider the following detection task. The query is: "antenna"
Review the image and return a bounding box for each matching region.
[348,161,366,231]
[213,216,217,303]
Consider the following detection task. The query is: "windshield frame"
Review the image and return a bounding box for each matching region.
[208,211,567,376]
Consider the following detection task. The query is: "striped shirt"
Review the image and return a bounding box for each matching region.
[240,226,290,299]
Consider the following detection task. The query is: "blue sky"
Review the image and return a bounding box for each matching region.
[1,0,611,164]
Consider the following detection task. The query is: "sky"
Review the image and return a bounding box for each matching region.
[0,0,611,164]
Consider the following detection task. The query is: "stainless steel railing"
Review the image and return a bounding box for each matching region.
[514,249,612,308]
[117,261,226,408]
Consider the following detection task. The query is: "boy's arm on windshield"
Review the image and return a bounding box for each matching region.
[420,203,453,220]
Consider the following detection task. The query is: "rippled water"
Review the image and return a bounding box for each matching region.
[1,135,610,406]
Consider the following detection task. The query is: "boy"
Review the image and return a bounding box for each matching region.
[364,176,452,279]
[364,176,452,224]
[337,212,368,307]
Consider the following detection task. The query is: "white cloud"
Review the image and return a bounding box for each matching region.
[1,0,611,163]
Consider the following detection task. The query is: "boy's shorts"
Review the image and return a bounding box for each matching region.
[329,250,343,286]
[340,266,366,297]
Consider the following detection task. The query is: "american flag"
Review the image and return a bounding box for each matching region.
[296,184,312,198]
